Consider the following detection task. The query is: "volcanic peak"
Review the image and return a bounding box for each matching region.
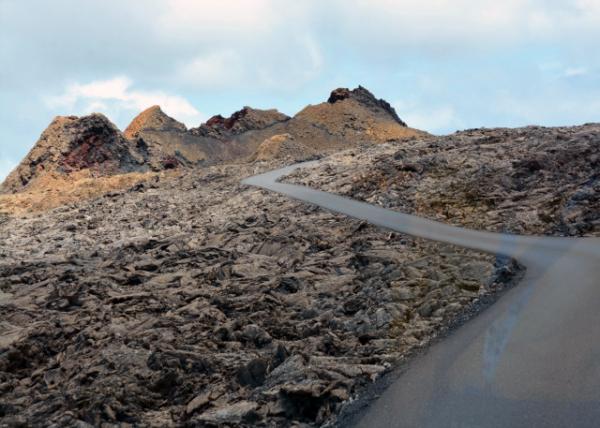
[327,86,406,126]
[124,105,187,139]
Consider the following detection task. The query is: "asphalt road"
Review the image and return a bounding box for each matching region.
[243,161,600,428]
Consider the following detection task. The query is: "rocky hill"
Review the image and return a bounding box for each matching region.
[124,105,187,139]
[123,106,225,170]
[1,114,145,194]
[0,86,421,208]
[228,86,425,160]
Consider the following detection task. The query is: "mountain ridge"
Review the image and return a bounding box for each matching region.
[0,86,425,210]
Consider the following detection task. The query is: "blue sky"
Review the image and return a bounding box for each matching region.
[2,0,600,180]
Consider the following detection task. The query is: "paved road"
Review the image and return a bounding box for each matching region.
[243,161,600,428]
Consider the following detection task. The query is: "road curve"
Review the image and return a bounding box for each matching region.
[243,161,600,428]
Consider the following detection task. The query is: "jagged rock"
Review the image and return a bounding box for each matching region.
[328,88,352,103]
[237,358,269,387]
[196,401,259,425]
[294,85,421,144]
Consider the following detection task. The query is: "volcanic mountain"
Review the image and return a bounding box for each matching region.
[0,86,424,201]
[123,88,419,169]
[1,114,145,194]
[220,86,425,160]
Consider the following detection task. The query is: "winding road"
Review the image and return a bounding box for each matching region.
[243,161,600,428]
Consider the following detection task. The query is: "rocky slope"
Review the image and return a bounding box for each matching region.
[294,86,413,142]
[0,160,518,427]
[4,87,594,426]
[285,124,600,236]
[250,134,317,162]
[123,106,225,170]
[1,114,145,194]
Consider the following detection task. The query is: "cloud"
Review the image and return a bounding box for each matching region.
[3,0,600,168]
[46,77,204,128]
[175,34,324,91]
[564,67,588,77]
[493,88,600,126]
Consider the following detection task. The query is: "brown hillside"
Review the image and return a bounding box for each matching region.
[124,105,186,139]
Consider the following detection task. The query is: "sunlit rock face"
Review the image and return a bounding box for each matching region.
[124,105,187,139]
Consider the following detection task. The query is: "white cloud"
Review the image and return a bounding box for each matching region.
[46,77,204,128]
[564,67,588,77]
[299,35,324,80]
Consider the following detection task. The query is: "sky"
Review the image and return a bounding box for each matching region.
[1,0,600,181]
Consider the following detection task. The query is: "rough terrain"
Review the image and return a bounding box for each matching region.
[0,161,517,427]
[285,125,600,236]
[4,87,594,427]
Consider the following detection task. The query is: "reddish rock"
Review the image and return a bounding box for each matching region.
[191,107,290,140]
